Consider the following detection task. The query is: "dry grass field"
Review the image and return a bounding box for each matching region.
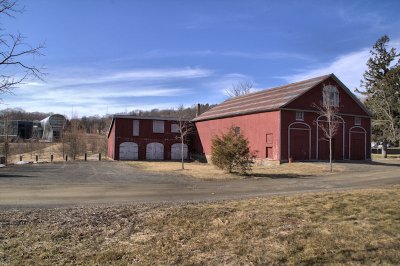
[372,153,400,159]
[1,186,399,265]
[129,161,346,179]
[5,135,108,164]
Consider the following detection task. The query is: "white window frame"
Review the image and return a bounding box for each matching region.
[295,111,304,121]
[323,85,339,107]
[171,123,180,133]
[132,120,139,136]
[354,116,361,126]
[153,120,165,133]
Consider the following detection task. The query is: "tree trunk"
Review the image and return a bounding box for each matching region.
[329,137,333,172]
[181,138,184,170]
[382,140,388,158]
[4,118,8,165]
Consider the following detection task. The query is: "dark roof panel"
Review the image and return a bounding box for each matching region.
[193,74,331,121]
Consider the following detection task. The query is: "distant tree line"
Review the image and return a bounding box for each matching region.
[0,103,216,136]
[0,108,52,121]
[118,103,216,120]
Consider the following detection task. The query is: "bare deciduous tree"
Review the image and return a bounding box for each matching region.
[175,105,194,170]
[65,119,86,160]
[225,81,253,98]
[0,0,45,94]
[1,114,10,164]
[314,88,341,172]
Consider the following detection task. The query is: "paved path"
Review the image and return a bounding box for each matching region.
[0,160,399,209]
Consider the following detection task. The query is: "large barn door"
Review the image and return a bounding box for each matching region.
[316,116,345,161]
[349,126,366,160]
[290,130,309,160]
[171,143,188,160]
[119,142,138,160]
[288,122,311,161]
[146,143,164,160]
[318,138,337,160]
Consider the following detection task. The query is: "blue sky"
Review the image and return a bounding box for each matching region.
[2,0,400,117]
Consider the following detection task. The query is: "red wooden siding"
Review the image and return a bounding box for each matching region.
[195,111,281,160]
[108,117,202,161]
[196,75,371,162]
[280,110,371,161]
[108,74,371,163]
[284,76,369,116]
[112,118,182,160]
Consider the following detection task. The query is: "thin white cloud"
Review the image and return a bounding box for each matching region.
[280,39,400,91]
[3,66,212,116]
[32,67,213,88]
[3,98,181,118]
[16,87,188,104]
[107,68,212,80]
[141,49,312,61]
[337,7,388,31]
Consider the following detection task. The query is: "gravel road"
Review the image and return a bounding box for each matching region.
[0,160,399,209]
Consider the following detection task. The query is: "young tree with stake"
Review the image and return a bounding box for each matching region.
[314,86,341,172]
[175,105,193,170]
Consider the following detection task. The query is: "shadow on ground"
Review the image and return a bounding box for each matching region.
[0,174,34,178]
[333,160,400,168]
[245,173,313,179]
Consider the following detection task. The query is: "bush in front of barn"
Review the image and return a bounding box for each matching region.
[211,126,255,175]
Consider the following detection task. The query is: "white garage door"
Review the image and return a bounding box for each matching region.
[146,143,164,160]
[171,143,188,160]
[119,142,138,160]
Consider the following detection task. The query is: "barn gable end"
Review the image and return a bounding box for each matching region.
[282,75,371,117]
[194,73,371,163]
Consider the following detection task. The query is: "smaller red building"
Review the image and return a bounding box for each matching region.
[193,74,372,163]
[108,116,198,160]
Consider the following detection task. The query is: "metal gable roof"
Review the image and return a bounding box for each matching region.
[193,74,332,122]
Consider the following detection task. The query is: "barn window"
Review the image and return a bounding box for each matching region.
[296,111,304,121]
[171,123,180,133]
[323,85,339,107]
[132,120,139,136]
[355,116,361,125]
[234,127,240,135]
[153,120,164,133]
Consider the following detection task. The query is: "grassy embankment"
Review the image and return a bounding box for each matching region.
[1,186,399,265]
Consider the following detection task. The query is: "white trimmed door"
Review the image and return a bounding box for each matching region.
[146,143,164,160]
[119,142,138,160]
[171,143,188,160]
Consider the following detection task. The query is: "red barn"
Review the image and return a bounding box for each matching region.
[108,116,200,160]
[193,74,372,163]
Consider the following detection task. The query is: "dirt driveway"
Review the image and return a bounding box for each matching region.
[0,160,399,209]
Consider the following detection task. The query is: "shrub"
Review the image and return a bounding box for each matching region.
[211,126,255,175]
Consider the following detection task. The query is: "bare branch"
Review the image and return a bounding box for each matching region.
[313,86,342,171]
[0,2,45,94]
[225,81,253,98]
[0,0,20,17]
[174,105,195,169]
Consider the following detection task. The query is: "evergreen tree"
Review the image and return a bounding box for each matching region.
[211,126,255,175]
[358,35,400,157]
